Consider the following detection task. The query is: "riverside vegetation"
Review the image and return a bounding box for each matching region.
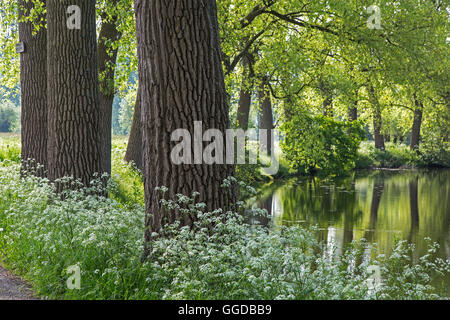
[0,134,449,300]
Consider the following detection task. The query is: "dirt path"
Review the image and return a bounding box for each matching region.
[0,265,37,300]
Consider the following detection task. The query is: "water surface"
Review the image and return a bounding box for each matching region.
[250,169,450,287]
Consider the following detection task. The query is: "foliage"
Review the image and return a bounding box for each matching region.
[281,113,366,175]
[355,141,450,169]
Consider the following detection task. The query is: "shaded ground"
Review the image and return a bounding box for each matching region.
[0,265,37,300]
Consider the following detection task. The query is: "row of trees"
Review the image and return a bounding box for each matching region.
[221,0,448,153]
[4,0,236,260]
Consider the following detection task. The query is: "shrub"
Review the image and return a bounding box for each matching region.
[281,113,366,176]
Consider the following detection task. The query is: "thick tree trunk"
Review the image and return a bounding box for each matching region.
[135,0,237,259]
[124,85,142,170]
[410,94,423,151]
[98,3,122,175]
[258,77,274,156]
[236,54,253,130]
[47,0,102,187]
[19,0,47,176]
[368,85,385,150]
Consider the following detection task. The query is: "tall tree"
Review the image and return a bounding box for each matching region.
[98,0,122,175]
[410,93,423,151]
[236,52,254,130]
[135,0,236,260]
[258,76,274,156]
[47,0,102,187]
[18,0,47,175]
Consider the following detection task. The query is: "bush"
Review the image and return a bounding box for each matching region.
[356,142,421,169]
[281,113,366,176]
[417,139,450,168]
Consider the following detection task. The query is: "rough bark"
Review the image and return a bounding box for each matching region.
[410,94,423,151]
[124,85,142,170]
[135,0,237,259]
[236,53,254,130]
[19,0,47,176]
[98,2,122,175]
[47,0,102,188]
[258,76,274,156]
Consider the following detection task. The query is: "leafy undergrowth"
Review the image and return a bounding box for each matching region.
[0,162,449,300]
[109,136,144,207]
[356,141,450,169]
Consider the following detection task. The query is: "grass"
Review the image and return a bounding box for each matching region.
[0,133,21,163]
[0,135,449,300]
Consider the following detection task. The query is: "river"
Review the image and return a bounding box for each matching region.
[250,169,450,288]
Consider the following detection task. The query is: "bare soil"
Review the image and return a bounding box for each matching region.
[0,265,37,300]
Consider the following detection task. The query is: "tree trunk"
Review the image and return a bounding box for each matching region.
[236,53,253,130]
[258,76,274,156]
[368,85,385,150]
[124,85,142,170]
[348,101,358,122]
[283,96,294,122]
[322,95,333,117]
[319,80,333,117]
[135,0,237,260]
[98,2,122,175]
[410,94,423,151]
[47,0,102,188]
[19,0,47,176]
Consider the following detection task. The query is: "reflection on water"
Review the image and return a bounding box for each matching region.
[249,169,450,284]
